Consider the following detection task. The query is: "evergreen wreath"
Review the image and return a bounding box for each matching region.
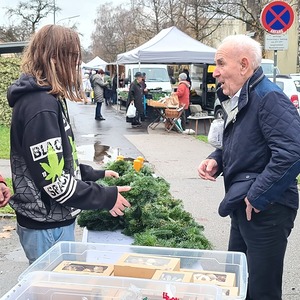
[77,160,212,250]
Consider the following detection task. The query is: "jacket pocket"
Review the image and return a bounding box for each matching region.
[219,172,259,217]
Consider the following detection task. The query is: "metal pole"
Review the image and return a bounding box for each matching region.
[273,50,278,84]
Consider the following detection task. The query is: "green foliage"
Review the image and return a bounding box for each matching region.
[78,160,212,250]
[0,125,10,159]
[0,57,21,126]
[196,135,208,142]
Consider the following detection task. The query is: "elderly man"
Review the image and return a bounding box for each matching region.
[198,35,300,300]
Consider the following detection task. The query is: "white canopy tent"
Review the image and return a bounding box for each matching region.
[116,26,216,65]
[84,56,107,70]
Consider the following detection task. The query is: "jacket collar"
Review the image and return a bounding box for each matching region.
[238,66,265,111]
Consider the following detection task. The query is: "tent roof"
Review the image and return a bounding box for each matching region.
[117,26,216,64]
[84,56,107,69]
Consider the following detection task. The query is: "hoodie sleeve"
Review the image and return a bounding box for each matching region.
[21,105,117,211]
[247,91,300,210]
[79,164,105,181]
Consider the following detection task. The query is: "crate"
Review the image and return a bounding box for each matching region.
[1,271,223,300]
[17,242,248,300]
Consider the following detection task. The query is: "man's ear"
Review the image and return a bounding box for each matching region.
[240,57,250,75]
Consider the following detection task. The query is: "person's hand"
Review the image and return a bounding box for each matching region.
[0,182,11,208]
[109,186,131,217]
[197,159,218,181]
[244,197,260,221]
[105,170,119,178]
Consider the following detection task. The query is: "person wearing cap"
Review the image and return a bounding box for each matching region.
[173,72,190,131]
[0,174,11,208]
[126,71,145,127]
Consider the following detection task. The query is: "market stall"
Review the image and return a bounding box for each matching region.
[116,26,217,132]
[116,26,216,65]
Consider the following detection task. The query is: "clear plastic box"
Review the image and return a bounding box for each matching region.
[17,241,248,299]
[1,271,223,300]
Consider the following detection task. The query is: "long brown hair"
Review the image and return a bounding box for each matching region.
[21,24,84,101]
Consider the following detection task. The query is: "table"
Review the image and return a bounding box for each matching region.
[187,115,214,135]
[148,103,167,129]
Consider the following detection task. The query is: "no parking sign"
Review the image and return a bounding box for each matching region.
[260,1,294,34]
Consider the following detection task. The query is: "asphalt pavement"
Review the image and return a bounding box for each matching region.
[0,101,299,299]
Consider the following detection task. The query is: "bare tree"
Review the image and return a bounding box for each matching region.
[6,0,60,33]
[91,3,142,62]
[201,0,269,44]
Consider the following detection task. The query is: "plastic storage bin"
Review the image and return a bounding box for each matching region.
[1,271,223,300]
[17,242,248,299]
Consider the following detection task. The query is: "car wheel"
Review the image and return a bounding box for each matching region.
[214,107,224,119]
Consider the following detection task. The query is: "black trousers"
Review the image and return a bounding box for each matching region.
[229,202,297,300]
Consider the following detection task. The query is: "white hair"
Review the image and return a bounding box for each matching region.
[220,35,262,69]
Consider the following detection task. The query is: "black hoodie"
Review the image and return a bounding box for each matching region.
[7,74,118,229]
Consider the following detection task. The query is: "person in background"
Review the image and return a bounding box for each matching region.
[126,72,144,128]
[198,34,300,300]
[182,68,191,121]
[0,174,11,208]
[112,73,118,105]
[141,72,148,119]
[89,70,96,104]
[104,71,112,105]
[7,24,131,264]
[82,73,92,104]
[92,69,109,120]
[173,72,190,131]
[183,68,191,87]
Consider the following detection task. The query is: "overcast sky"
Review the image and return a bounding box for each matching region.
[0,0,123,48]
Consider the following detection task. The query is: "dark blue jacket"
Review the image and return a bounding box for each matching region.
[209,67,300,212]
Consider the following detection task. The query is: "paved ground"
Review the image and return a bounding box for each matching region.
[0,101,299,298]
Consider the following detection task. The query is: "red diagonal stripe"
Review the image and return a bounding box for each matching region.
[268,7,288,27]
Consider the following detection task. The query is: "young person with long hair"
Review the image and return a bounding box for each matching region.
[7,25,131,264]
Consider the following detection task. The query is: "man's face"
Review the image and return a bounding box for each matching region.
[136,76,143,83]
[213,43,246,97]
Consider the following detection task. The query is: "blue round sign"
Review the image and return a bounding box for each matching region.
[260,1,294,34]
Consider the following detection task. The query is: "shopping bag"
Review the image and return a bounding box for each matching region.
[208,118,224,149]
[126,103,136,118]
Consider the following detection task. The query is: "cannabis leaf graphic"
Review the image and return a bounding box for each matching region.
[69,136,78,170]
[40,144,64,183]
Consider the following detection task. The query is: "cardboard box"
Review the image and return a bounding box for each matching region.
[114,253,180,279]
[192,270,236,287]
[53,260,114,276]
[152,270,193,283]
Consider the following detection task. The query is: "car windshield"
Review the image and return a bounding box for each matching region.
[261,63,279,76]
[275,81,284,90]
[133,68,170,82]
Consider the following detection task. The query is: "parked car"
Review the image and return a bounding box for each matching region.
[214,74,299,119]
[289,73,300,95]
[273,75,299,109]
